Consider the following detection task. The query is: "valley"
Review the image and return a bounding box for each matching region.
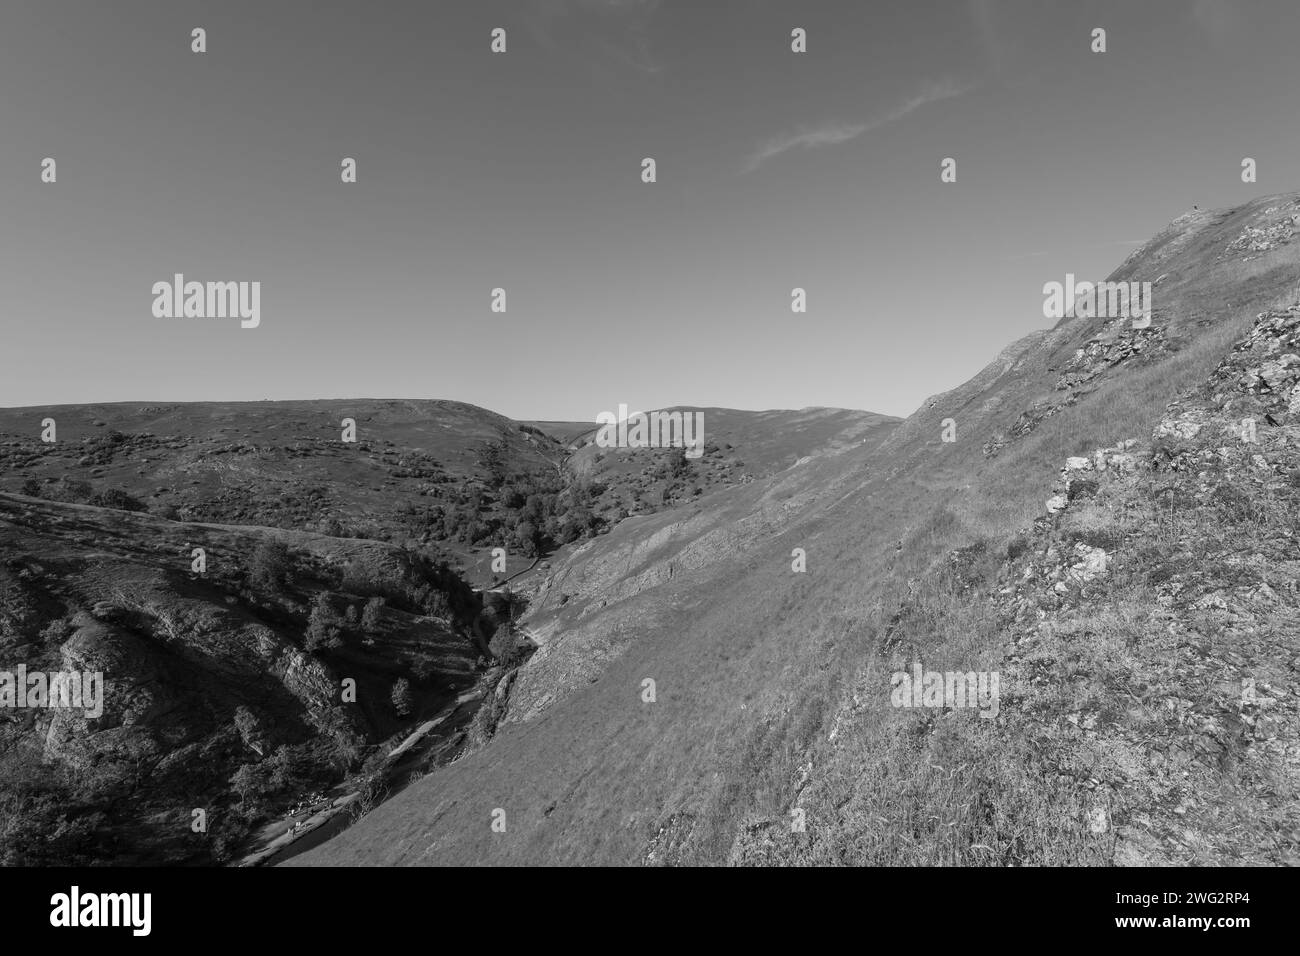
[2,193,1298,867]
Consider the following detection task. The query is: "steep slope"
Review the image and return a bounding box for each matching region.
[733,305,1300,866]
[0,493,482,865]
[294,191,1300,866]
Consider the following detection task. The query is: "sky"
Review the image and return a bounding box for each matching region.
[2,0,1300,422]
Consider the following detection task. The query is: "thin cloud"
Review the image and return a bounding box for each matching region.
[743,79,972,173]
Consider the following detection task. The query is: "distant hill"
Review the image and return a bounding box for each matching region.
[0,400,560,569]
[0,400,895,589]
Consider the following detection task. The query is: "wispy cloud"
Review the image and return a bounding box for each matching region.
[743,79,972,173]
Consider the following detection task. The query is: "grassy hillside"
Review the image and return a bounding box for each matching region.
[293,192,1299,866]
[0,395,888,864]
[0,400,894,590]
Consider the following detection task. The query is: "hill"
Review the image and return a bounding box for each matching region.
[0,493,482,864]
[293,192,1300,866]
[0,397,891,863]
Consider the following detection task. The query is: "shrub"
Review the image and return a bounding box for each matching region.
[478,433,510,489]
[330,727,365,774]
[391,678,414,717]
[489,624,529,667]
[361,596,385,630]
[1066,478,1099,502]
[249,541,291,591]
[514,520,539,557]
[267,745,300,791]
[305,594,343,652]
[88,488,145,512]
[233,706,262,749]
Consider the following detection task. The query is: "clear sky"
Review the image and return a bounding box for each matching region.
[2,0,1299,421]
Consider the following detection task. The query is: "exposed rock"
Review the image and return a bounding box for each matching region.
[1056,326,1167,392]
[995,306,1300,865]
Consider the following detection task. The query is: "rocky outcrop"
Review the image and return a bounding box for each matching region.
[1220,200,1300,260]
[995,306,1300,865]
[1055,326,1167,392]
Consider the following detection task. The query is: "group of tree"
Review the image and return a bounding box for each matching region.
[17,477,145,512]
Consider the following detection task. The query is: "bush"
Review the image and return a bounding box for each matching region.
[88,488,146,512]
[233,706,262,749]
[514,520,539,557]
[391,678,414,717]
[489,624,527,666]
[329,727,365,774]
[267,745,300,791]
[210,817,252,864]
[249,541,291,591]
[1066,478,1099,502]
[478,433,510,489]
[361,596,385,630]
[305,594,343,652]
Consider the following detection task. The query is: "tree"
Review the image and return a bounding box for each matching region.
[391,678,414,717]
[330,729,364,774]
[361,596,385,631]
[230,763,268,806]
[250,540,291,591]
[233,706,261,749]
[489,624,522,666]
[477,431,511,489]
[268,745,298,791]
[514,520,539,557]
[88,488,145,512]
[305,594,343,651]
[666,446,689,479]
